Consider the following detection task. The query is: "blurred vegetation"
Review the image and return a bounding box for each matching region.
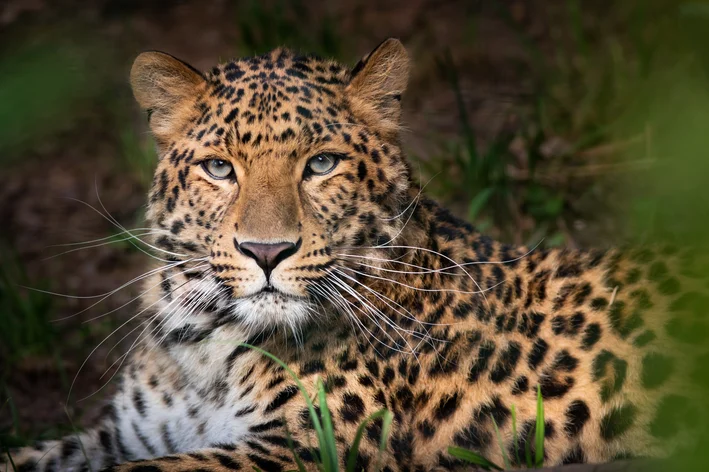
[235,0,344,58]
[0,0,709,465]
[417,0,709,250]
[0,244,57,371]
[0,27,112,158]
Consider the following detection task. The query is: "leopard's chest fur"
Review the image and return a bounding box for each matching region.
[112,326,261,459]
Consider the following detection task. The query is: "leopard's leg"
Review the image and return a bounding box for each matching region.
[101,444,304,472]
[2,416,119,472]
[2,371,177,472]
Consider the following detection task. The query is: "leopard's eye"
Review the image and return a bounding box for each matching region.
[202,159,234,180]
[305,153,339,176]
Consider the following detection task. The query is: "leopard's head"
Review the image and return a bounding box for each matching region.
[130,39,412,333]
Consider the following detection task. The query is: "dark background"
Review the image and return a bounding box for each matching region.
[2,0,709,449]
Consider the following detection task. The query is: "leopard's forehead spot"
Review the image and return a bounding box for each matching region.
[181,48,353,167]
[211,48,348,85]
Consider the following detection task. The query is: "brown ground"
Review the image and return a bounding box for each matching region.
[0,0,636,440]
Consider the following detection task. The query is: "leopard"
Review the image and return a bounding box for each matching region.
[4,38,709,472]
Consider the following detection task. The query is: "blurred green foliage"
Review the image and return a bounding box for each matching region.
[418,0,709,252]
[0,33,106,158]
[235,0,343,58]
[420,50,567,246]
[0,243,56,371]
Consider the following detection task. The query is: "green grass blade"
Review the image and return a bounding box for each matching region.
[535,385,545,468]
[567,0,587,56]
[3,385,20,439]
[447,446,502,471]
[239,344,326,466]
[490,414,511,470]
[4,445,18,472]
[315,378,338,472]
[511,404,521,466]
[284,420,308,472]
[524,432,532,468]
[375,409,393,471]
[346,409,392,472]
[467,187,495,222]
[64,406,93,472]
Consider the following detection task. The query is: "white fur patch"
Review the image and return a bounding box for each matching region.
[155,274,316,337]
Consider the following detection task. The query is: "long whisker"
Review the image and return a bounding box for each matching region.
[166,280,219,344]
[95,266,212,396]
[326,274,419,357]
[343,240,542,269]
[150,270,216,348]
[331,266,452,330]
[82,278,202,402]
[101,263,211,358]
[68,273,197,403]
[337,252,458,274]
[337,258,464,277]
[339,265,503,295]
[20,258,197,304]
[341,242,527,308]
[81,262,209,325]
[46,228,168,249]
[329,269,438,363]
[112,276,208,366]
[64,192,188,260]
[36,258,204,328]
[43,230,164,261]
[319,280,389,359]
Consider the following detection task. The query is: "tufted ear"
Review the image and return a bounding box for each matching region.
[130,51,206,139]
[346,38,409,131]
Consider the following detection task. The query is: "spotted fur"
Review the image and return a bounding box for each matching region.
[5,39,708,472]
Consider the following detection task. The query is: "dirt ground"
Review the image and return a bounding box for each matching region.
[0,0,639,439]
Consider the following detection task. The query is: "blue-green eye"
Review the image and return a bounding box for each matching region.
[306,153,339,176]
[202,159,234,179]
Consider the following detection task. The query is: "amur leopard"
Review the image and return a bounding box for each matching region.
[4,38,708,472]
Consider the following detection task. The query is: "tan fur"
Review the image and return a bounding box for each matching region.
[130,51,207,143]
[346,38,410,135]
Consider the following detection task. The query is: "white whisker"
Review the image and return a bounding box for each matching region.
[339,265,504,296]
[43,230,163,261]
[319,280,389,358]
[64,189,188,260]
[46,228,168,249]
[69,274,197,403]
[331,266,452,331]
[21,258,197,306]
[336,253,461,275]
[85,281,201,402]
[326,274,419,357]
[82,262,209,325]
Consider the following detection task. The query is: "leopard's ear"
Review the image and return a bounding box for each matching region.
[346,38,409,131]
[130,51,206,138]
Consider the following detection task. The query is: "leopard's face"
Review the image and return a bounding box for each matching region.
[131,41,410,331]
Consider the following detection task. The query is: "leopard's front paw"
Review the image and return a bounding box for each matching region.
[3,447,39,471]
[2,441,64,472]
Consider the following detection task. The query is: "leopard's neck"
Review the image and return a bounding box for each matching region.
[336,193,532,351]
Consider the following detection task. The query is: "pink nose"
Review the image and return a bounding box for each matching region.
[236,239,300,279]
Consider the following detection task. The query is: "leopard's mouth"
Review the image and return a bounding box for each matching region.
[246,286,307,301]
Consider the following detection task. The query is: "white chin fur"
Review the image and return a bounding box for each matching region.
[227,292,314,332]
[157,275,314,335]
